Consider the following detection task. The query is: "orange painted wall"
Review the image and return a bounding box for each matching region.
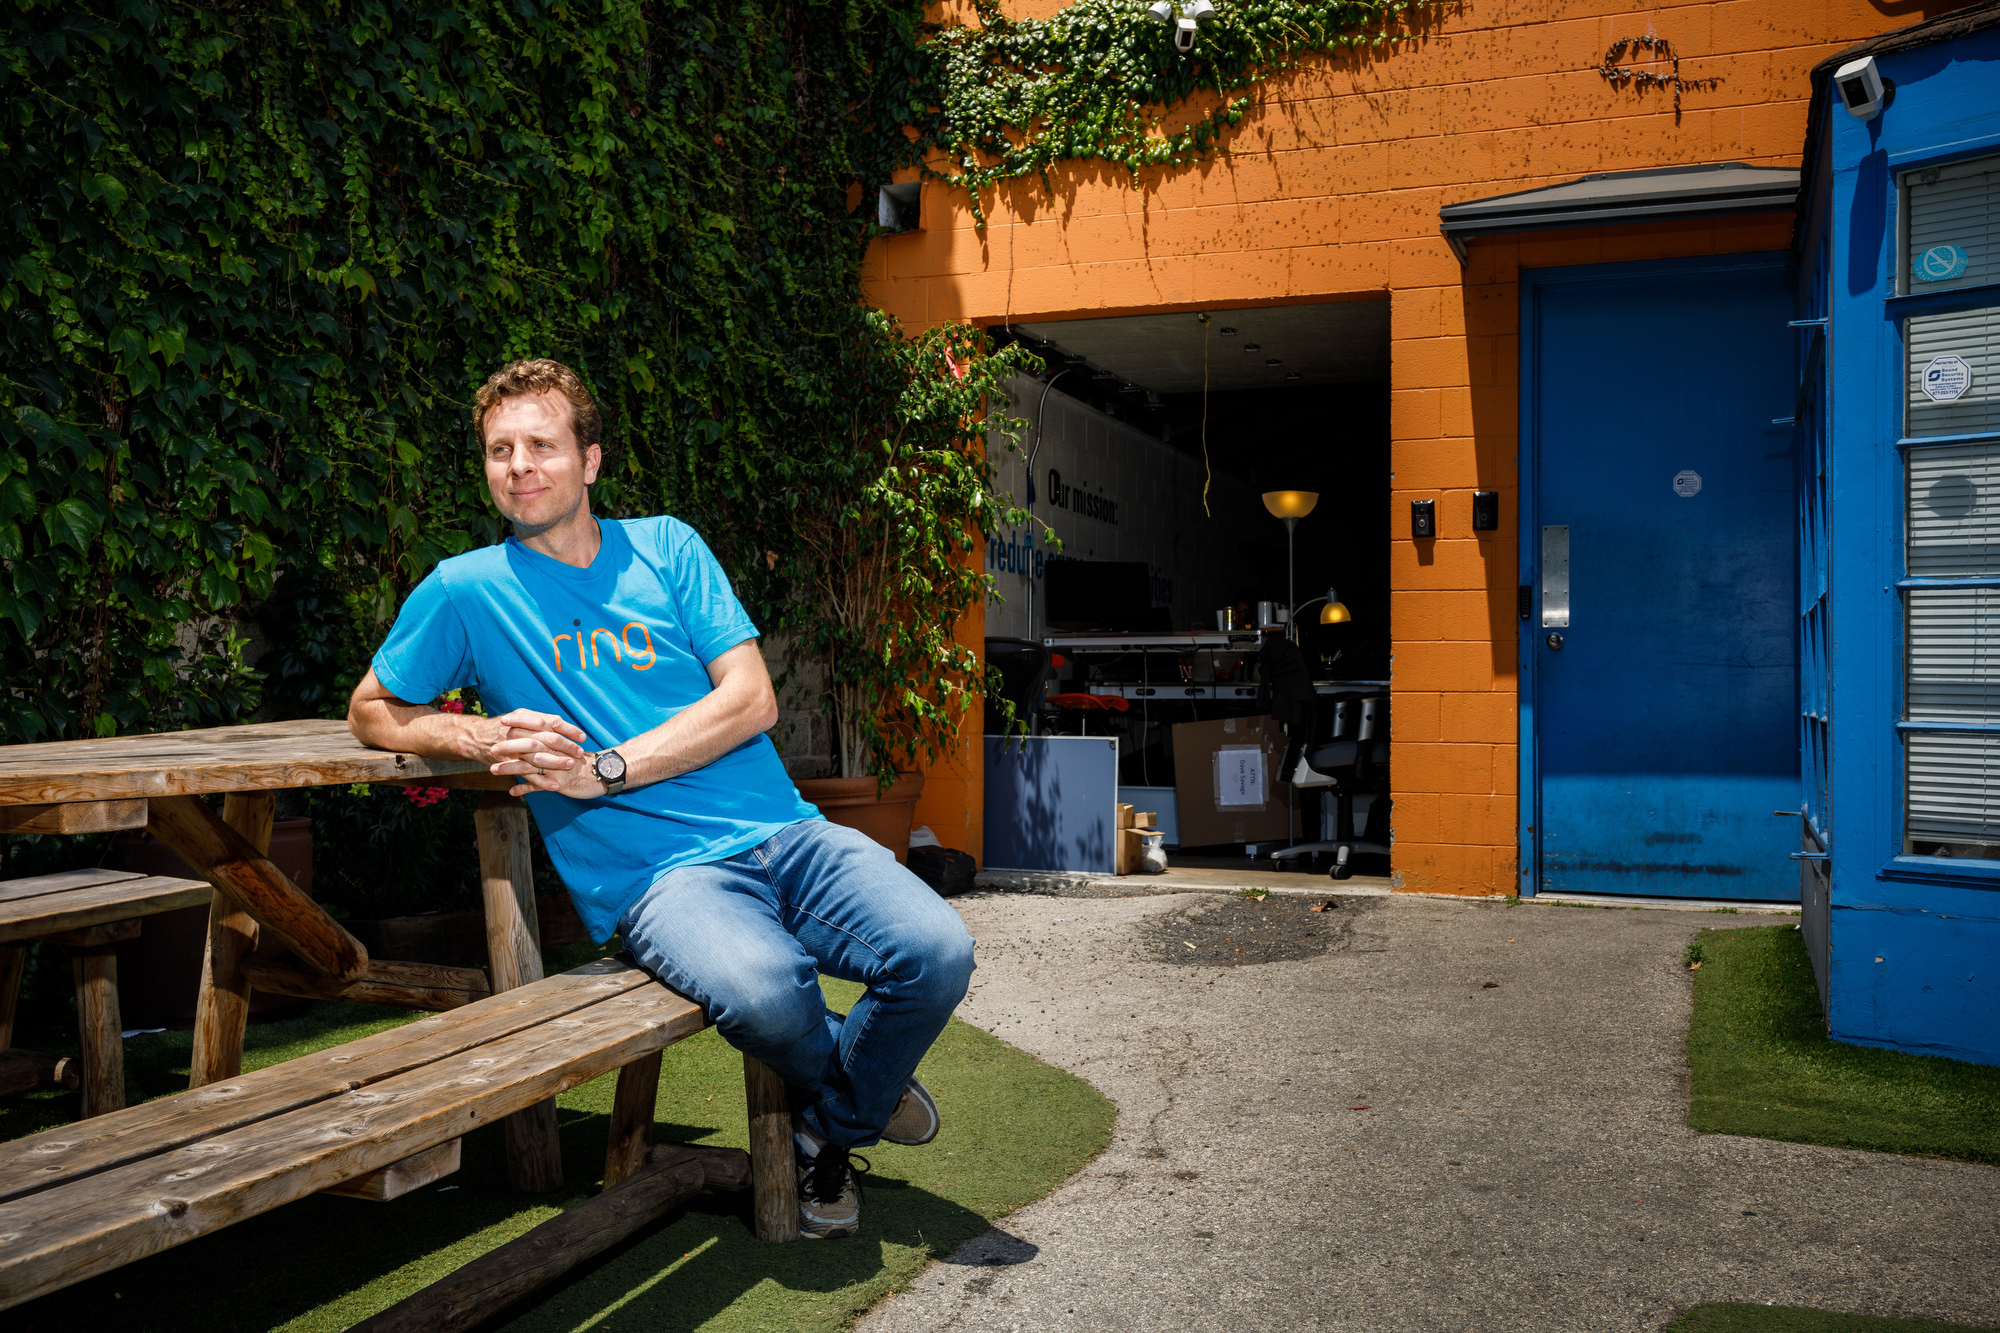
[874,0,1971,892]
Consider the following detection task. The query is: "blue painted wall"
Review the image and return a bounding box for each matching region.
[1817,25,2000,1065]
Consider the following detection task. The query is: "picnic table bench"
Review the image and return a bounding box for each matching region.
[0,868,214,1116]
[0,954,799,1320]
[0,721,802,1316]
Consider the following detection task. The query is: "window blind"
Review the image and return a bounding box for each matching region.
[1906,439,2000,856]
[1904,153,1998,296]
[1907,305,2000,438]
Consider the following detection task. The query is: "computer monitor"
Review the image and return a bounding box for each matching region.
[1043,561,1164,632]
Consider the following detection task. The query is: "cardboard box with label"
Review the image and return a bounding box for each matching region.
[1169,715,1295,848]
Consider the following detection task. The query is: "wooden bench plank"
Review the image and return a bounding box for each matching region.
[0,876,211,945]
[0,982,707,1308]
[0,869,149,906]
[0,958,657,1205]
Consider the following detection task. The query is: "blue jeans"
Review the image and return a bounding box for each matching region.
[617,819,976,1149]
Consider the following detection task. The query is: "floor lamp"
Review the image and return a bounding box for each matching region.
[1262,490,1319,633]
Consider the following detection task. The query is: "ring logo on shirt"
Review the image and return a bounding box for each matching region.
[552,622,657,672]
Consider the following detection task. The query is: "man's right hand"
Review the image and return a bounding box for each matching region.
[348,669,592,774]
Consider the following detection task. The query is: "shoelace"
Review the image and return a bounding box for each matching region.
[803,1144,871,1206]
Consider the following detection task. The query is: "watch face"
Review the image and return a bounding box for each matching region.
[598,751,627,781]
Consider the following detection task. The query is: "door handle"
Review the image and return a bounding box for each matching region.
[1546,633,1564,651]
[1540,525,1570,628]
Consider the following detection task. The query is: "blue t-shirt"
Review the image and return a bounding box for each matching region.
[371,515,820,942]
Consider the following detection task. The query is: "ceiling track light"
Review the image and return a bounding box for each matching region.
[1265,358,1282,367]
[1243,343,1262,352]
[1219,326,1238,336]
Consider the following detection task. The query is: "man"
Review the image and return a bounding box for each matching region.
[347,358,975,1239]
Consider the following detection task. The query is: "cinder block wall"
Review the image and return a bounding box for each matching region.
[878,0,1966,888]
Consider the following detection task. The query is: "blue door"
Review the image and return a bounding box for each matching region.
[1523,255,1800,900]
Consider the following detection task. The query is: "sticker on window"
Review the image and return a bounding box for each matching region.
[1923,354,1973,403]
[1913,244,1970,283]
[1673,470,1703,498]
[1215,745,1266,809]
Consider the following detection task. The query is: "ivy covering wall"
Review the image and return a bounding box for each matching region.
[0,0,1419,745]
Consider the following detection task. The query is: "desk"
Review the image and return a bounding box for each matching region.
[0,721,565,1188]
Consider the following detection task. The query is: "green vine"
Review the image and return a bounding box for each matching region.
[0,0,1428,754]
[903,0,1427,222]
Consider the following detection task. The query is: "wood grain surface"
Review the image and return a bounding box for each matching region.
[349,1152,710,1333]
[743,1054,800,1243]
[322,1138,462,1201]
[147,795,368,983]
[0,720,500,805]
[0,958,665,1206]
[243,958,492,1012]
[0,981,708,1309]
[0,800,148,834]
[70,946,124,1118]
[602,1052,662,1190]
[474,793,563,1194]
[0,874,210,946]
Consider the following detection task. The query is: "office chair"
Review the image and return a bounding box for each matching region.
[1263,636,1390,879]
[984,638,1052,736]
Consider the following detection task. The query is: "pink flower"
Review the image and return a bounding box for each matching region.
[438,698,466,714]
[402,786,451,807]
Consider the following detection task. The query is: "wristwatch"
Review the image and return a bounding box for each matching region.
[592,749,628,796]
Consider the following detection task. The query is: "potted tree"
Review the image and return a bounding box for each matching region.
[787,315,1036,860]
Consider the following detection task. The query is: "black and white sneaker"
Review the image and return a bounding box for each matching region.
[881,1077,940,1146]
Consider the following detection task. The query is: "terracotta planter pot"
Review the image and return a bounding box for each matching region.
[797,772,926,864]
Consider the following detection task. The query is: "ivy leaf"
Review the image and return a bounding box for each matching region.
[43,498,102,552]
[81,172,128,208]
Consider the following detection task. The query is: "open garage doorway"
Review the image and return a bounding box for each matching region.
[981,299,1392,881]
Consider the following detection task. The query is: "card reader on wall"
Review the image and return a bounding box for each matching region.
[1410,498,1435,539]
[1472,491,1499,531]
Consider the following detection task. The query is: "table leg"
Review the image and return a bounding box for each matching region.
[71,944,124,1117]
[475,792,562,1192]
[743,1054,799,1242]
[0,943,24,1051]
[603,1051,662,1189]
[188,793,273,1087]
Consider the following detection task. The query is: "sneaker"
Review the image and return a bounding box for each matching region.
[881,1077,940,1146]
[797,1143,867,1240]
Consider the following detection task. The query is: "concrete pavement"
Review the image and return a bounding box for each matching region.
[860,890,2000,1333]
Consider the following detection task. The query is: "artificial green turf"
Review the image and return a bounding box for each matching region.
[5,975,1113,1333]
[1664,1302,1999,1332]
[1685,925,2000,1164]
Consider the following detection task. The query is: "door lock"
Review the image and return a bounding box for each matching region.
[1546,632,1564,651]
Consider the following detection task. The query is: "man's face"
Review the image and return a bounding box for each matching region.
[481,391,602,537]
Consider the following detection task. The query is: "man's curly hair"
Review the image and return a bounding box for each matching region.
[472,358,602,451]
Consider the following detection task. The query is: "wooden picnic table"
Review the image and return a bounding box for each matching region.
[0,719,568,1190]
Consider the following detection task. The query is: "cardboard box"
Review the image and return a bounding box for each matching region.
[1169,715,1294,848]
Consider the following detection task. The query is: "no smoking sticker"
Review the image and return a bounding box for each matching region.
[1923,354,1972,403]
[1673,470,1703,498]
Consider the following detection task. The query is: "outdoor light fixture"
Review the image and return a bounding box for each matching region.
[1148,0,1217,51]
[1833,56,1885,120]
[1262,490,1319,633]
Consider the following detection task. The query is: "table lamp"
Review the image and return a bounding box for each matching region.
[1262,490,1319,634]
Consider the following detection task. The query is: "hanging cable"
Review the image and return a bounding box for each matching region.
[1199,312,1213,517]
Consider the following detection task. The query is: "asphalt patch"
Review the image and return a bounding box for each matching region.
[1137,892,1357,966]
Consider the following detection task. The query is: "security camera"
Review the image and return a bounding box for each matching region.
[1148,0,1218,52]
[1833,56,1884,120]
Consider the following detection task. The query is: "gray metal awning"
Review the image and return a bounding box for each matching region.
[1438,161,1801,260]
